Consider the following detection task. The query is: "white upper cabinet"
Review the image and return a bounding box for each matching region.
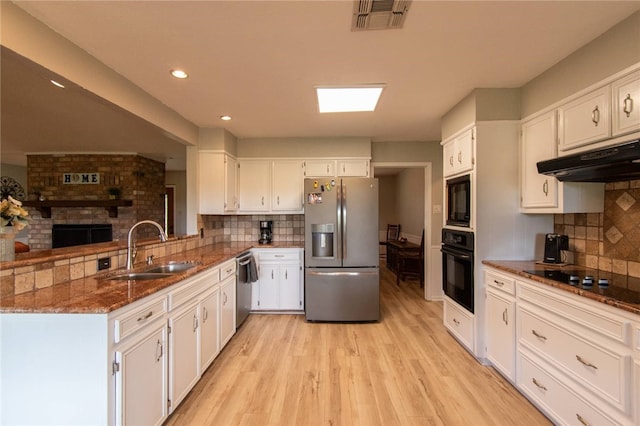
[612,69,640,137]
[303,159,370,177]
[304,160,336,177]
[443,128,474,177]
[337,159,370,177]
[198,152,238,214]
[558,86,612,152]
[521,111,558,209]
[272,160,304,212]
[238,159,271,212]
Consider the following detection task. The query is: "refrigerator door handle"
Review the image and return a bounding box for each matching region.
[307,271,378,277]
[342,183,347,259]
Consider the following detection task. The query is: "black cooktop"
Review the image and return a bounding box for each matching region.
[524,269,640,305]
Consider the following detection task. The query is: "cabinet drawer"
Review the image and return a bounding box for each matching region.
[114,297,167,343]
[257,251,299,262]
[169,273,213,311]
[443,297,474,351]
[519,306,630,411]
[518,350,620,426]
[219,260,236,281]
[519,281,629,344]
[485,269,515,295]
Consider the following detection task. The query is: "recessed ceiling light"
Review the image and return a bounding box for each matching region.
[220,115,232,121]
[315,85,385,113]
[170,69,188,79]
[50,80,65,88]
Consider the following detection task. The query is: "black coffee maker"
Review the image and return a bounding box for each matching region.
[259,220,273,244]
[543,233,569,264]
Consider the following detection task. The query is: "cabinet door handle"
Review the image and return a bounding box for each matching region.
[271,270,274,279]
[326,165,330,173]
[576,414,591,426]
[452,318,460,325]
[261,196,264,206]
[457,151,462,164]
[277,195,280,205]
[193,314,198,332]
[531,329,547,340]
[623,93,633,118]
[137,311,153,322]
[542,179,549,196]
[285,270,288,280]
[502,308,508,326]
[449,156,454,167]
[591,105,600,126]
[532,378,547,391]
[203,307,208,322]
[575,355,597,370]
[155,340,163,363]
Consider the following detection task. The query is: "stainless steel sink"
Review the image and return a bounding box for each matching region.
[145,261,201,274]
[107,272,174,281]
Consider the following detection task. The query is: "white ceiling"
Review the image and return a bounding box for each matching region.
[4,1,640,170]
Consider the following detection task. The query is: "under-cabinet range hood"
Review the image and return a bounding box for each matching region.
[537,139,640,182]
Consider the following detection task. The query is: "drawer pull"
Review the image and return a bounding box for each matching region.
[576,414,591,426]
[137,311,153,322]
[531,329,547,341]
[576,355,598,370]
[532,378,547,391]
[591,105,600,126]
[493,279,504,287]
[452,318,460,326]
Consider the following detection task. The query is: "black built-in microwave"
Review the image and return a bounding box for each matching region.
[446,174,471,227]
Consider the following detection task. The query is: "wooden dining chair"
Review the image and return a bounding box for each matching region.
[379,224,400,259]
[396,230,424,288]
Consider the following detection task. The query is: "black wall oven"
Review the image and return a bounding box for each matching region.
[446,174,471,227]
[441,229,474,313]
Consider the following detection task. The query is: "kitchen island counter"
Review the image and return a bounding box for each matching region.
[0,242,302,314]
[483,260,640,316]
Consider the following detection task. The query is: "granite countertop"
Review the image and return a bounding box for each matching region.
[1,242,303,314]
[483,260,640,316]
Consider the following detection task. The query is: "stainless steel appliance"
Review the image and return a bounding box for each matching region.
[537,139,640,182]
[236,252,257,327]
[446,174,471,227]
[543,233,569,264]
[441,228,474,313]
[259,220,272,244]
[304,178,379,322]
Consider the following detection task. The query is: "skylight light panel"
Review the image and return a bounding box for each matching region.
[316,85,385,113]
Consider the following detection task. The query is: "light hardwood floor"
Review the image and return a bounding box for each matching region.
[166,266,551,426]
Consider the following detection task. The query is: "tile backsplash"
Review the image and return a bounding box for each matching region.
[200,214,304,243]
[554,180,640,278]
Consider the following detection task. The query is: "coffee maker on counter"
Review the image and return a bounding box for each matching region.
[543,233,569,264]
[259,220,273,244]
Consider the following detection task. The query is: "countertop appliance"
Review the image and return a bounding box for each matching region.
[236,252,258,328]
[543,233,569,264]
[304,178,379,322]
[441,228,474,313]
[259,220,272,244]
[537,139,640,182]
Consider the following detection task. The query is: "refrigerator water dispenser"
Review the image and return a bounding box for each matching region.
[311,224,334,258]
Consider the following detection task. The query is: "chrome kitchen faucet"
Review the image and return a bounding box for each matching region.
[126,220,168,269]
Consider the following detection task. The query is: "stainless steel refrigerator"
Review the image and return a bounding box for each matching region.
[304,177,379,322]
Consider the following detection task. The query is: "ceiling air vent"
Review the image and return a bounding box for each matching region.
[352,0,411,31]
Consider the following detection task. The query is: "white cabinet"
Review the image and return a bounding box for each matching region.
[520,111,604,214]
[220,269,236,348]
[252,248,303,311]
[168,300,200,411]
[199,287,220,371]
[238,159,270,212]
[485,269,516,382]
[558,85,612,152]
[272,160,304,212]
[114,320,168,426]
[304,159,335,177]
[198,152,238,214]
[443,296,475,352]
[612,69,640,137]
[337,159,370,177]
[442,128,474,177]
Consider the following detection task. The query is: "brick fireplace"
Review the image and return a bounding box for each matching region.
[26,154,166,249]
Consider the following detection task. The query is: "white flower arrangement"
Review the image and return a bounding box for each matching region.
[0,196,29,230]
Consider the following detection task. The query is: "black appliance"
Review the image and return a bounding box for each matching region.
[259,220,272,244]
[537,139,640,182]
[441,229,474,313]
[524,269,640,305]
[543,233,569,264]
[52,224,112,248]
[446,174,471,227]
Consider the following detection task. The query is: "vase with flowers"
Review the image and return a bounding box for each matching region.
[0,196,29,261]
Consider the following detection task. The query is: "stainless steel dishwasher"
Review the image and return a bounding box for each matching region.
[236,252,257,328]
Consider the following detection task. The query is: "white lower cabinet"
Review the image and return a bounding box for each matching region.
[200,287,220,371]
[220,259,237,348]
[485,269,516,382]
[168,300,200,411]
[443,296,475,352]
[113,319,168,426]
[251,248,303,312]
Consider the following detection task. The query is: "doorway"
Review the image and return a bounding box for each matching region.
[372,162,432,300]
